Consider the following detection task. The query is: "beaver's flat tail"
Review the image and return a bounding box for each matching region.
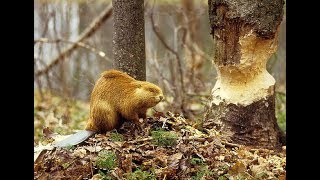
[53,130,95,147]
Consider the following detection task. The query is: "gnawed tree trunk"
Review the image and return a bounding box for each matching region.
[112,0,146,81]
[206,0,285,150]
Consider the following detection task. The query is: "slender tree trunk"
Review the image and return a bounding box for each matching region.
[181,0,204,92]
[206,0,285,150]
[112,0,146,81]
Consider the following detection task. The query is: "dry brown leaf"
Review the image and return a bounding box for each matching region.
[73,148,87,158]
[122,154,133,173]
[111,167,124,179]
[142,159,154,169]
[228,161,246,175]
[84,145,103,153]
[34,108,286,179]
[168,152,183,168]
[279,174,286,180]
[179,158,188,171]
[155,154,168,167]
[42,127,55,138]
[90,174,104,180]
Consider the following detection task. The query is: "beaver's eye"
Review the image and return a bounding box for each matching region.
[147,88,155,93]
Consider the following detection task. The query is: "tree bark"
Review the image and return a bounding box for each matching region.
[206,0,285,150]
[112,0,146,81]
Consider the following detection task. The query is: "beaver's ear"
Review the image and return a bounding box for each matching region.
[132,81,143,88]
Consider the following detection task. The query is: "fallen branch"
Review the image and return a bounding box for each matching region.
[35,3,113,77]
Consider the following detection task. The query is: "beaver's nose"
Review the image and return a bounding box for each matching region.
[159,95,164,101]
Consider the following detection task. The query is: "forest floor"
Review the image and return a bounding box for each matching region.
[34,91,286,180]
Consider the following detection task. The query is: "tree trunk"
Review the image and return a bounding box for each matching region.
[112,0,146,81]
[206,0,285,150]
[180,0,205,92]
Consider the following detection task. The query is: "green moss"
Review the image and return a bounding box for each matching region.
[218,164,230,172]
[125,169,157,180]
[191,166,214,180]
[189,157,204,165]
[234,172,251,180]
[151,130,178,147]
[218,174,229,180]
[255,172,268,179]
[110,132,124,142]
[62,162,71,169]
[98,170,113,180]
[95,151,117,170]
[64,144,75,150]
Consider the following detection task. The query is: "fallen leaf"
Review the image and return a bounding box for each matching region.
[228,161,246,175]
[168,152,183,168]
[84,145,102,153]
[279,174,286,180]
[73,148,87,158]
[122,154,132,173]
[90,174,103,180]
[34,143,54,162]
[179,158,188,171]
[42,127,54,138]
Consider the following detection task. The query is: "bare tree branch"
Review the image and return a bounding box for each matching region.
[150,55,175,95]
[35,3,113,77]
[150,10,185,93]
[34,38,111,62]
[34,56,55,90]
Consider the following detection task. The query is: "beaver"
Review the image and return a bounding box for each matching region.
[53,70,163,147]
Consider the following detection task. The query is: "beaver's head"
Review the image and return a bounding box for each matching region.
[134,82,164,107]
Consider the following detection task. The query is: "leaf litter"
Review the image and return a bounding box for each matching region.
[34,113,285,179]
[34,92,285,179]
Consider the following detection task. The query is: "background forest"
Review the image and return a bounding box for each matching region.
[34,0,286,141]
[34,1,286,179]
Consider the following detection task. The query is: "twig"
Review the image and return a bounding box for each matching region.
[184,42,212,63]
[105,141,123,153]
[222,141,241,148]
[181,135,241,148]
[181,136,214,143]
[150,55,175,95]
[249,147,284,155]
[35,3,113,77]
[163,174,166,180]
[34,38,111,62]
[111,169,122,180]
[127,137,153,144]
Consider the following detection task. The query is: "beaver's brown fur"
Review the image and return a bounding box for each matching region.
[85,69,164,133]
